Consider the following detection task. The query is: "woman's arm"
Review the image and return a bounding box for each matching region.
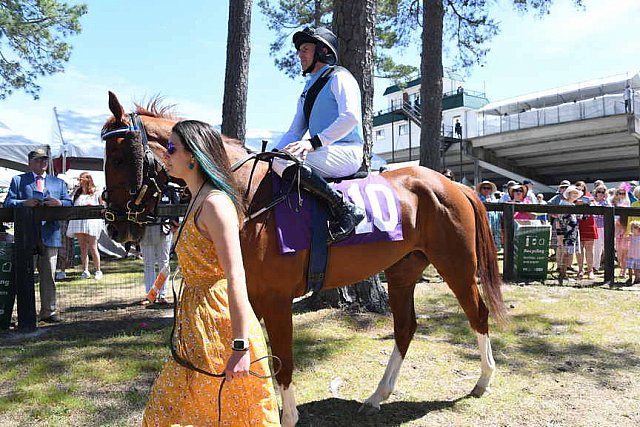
[197,191,251,381]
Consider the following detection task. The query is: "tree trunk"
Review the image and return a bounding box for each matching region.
[298,274,389,314]
[305,0,390,314]
[420,0,444,171]
[221,0,252,141]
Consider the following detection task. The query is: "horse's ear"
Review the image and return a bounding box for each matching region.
[108,91,126,124]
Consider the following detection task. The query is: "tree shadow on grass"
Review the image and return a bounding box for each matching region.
[296,396,466,426]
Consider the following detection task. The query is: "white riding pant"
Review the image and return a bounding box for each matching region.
[272,142,363,179]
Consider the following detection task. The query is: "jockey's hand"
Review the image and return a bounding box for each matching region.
[225,349,250,382]
[283,139,313,161]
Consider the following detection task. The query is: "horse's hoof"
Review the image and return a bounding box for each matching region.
[470,384,490,397]
[358,401,381,415]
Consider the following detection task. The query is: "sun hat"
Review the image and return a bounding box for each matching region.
[475,180,497,193]
[508,183,529,198]
[563,185,583,200]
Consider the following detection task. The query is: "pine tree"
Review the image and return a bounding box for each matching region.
[0,0,87,100]
[222,0,252,141]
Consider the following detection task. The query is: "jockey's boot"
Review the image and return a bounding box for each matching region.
[283,164,365,243]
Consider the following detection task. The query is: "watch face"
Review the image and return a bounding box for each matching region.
[233,339,248,351]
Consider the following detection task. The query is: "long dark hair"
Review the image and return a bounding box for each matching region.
[171,120,244,216]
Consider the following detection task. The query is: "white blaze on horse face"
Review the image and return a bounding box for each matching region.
[279,383,299,427]
[346,182,400,234]
[471,332,495,397]
[361,344,404,410]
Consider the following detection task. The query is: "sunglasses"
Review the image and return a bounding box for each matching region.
[480,186,492,190]
[167,142,176,155]
[617,192,627,195]
[595,190,605,194]
[512,189,524,193]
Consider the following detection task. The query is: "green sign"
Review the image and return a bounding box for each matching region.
[0,242,15,329]
[514,223,551,280]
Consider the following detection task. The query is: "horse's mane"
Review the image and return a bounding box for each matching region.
[102,95,180,132]
[103,94,251,155]
[134,95,180,120]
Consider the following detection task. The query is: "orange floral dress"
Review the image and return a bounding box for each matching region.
[142,207,280,427]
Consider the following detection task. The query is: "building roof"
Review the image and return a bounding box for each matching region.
[480,71,640,116]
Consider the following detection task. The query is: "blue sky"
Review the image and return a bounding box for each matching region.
[1,0,638,145]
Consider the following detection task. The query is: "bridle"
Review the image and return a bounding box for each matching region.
[101,113,169,226]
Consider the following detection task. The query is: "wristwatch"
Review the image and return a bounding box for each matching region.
[232,338,249,351]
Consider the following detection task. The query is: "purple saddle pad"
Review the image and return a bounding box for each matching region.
[273,174,403,254]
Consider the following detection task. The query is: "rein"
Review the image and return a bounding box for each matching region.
[101,113,169,226]
[231,149,303,223]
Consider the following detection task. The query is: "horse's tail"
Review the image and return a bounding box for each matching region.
[462,186,508,325]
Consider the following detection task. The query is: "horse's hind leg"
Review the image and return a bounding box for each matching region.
[361,252,427,412]
[433,252,496,397]
[472,332,496,397]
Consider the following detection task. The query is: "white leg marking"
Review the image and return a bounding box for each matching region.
[471,332,495,397]
[279,383,299,427]
[361,344,404,412]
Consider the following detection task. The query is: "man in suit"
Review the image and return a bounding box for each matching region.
[4,148,73,323]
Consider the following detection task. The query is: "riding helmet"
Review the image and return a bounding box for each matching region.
[293,26,339,70]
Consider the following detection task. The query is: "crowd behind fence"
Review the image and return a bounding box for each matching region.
[0,202,636,331]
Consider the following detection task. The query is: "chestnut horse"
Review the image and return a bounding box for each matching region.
[103,92,506,426]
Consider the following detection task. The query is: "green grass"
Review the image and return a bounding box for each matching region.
[0,280,639,426]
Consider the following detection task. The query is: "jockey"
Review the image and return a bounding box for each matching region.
[274,26,365,243]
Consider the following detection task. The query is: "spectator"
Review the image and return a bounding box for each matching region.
[499,180,518,202]
[547,180,571,205]
[66,172,105,280]
[522,179,538,204]
[628,180,638,204]
[612,185,631,279]
[591,185,610,274]
[509,183,536,221]
[55,173,75,281]
[557,185,583,283]
[624,83,632,113]
[454,119,462,139]
[476,180,502,250]
[626,221,640,285]
[548,180,571,260]
[139,185,180,306]
[457,85,464,95]
[441,168,455,181]
[3,148,72,323]
[536,193,548,223]
[575,184,597,280]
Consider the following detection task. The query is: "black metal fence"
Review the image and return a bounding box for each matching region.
[0,202,636,331]
[0,205,185,332]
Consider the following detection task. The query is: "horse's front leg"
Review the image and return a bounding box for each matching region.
[262,295,298,427]
[362,277,418,413]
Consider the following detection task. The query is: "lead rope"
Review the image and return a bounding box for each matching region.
[168,182,281,427]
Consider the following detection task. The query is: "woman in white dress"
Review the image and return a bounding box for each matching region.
[66,172,105,279]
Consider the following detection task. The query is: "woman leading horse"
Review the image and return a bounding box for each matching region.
[102,92,506,427]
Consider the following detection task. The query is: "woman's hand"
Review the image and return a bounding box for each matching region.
[224,350,250,382]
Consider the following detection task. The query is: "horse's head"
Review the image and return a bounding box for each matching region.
[101,91,175,243]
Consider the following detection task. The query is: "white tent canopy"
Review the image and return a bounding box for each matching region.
[51,108,108,172]
[0,121,49,172]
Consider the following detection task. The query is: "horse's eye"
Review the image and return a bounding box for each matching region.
[102,190,108,201]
